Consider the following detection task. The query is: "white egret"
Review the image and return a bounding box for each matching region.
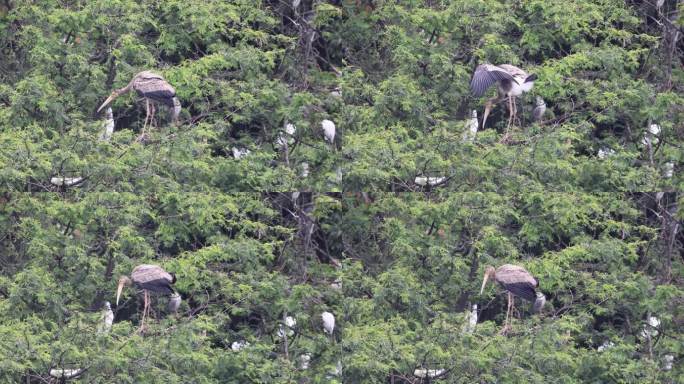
[640,316,660,339]
[299,353,311,370]
[642,123,661,147]
[533,292,546,313]
[232,147,251,159]
[50,177,84,187]
[49,368,83,379]
[415,176,445,186]
[463,110,478,142]
[414,368,446,379]
[533,96,546,122]
[168,292,181,314]
[597,341,615,352]
[97,301,114,335]
[463,304,477,334]
[231,340,250,351]
[276,123,296,149]
[322,119,336,144]
[277,316,296,338]
[100,107,114,141]
[322,311,335,336]
[597,147,616,159]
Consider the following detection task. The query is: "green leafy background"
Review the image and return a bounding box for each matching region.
[0,0,682,383]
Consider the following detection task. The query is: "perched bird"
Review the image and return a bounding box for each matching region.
[300,162,309,178]
[597,341,615,352]
[231,340,250,351]
[116,264,176,330]
[662,354,674,371]
[597,147,616,159]
[663,162,674,179]
[97,301,114,335]
[231,147,251,159]
[322,311,335,337]
[49,368,83,380]
[97,71,181,140]
[463,110,479,142]
[276,123,296,149]
[330,277,342,291]
[100,107,115,141]
[642,123,661,147]
[414,368,446,379]
[470,64,537,139]
[463,304,478,334]
[533,291,546,313]
[322,119,336,144]
[50,176,83,187]
[640,315,660,339]
[277,316,296,338]
[299,353,311,370]
[533,96,546,122]
[415,176,445,186]
[480,264,542,333]
[167,292,181,314]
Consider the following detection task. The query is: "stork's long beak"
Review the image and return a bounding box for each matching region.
[482,101,492,129]
[480,274,489,294]
[116,279,124,306]
[97,94,116,113]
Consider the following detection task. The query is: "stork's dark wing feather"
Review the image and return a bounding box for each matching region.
[470,64,515,97]
[504,282,537,301]
[133,77,176,104]
[138,278,175,295]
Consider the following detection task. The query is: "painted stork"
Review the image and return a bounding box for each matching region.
[96,71,181,140]
[480,264,542,332]
[116,264,176,329]
[97,301,114,335]
[533,96,546,122]
[470,64,537,140]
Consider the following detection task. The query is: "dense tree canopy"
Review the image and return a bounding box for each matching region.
[0,0,682,383]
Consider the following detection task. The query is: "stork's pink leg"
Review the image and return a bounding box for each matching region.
[138,100,151,142]
[150,103,156,129]
[500,292,513,335]
[500,97,513,143]
[139,290,149,332]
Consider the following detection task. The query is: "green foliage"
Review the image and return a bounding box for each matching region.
[1,0,683,383]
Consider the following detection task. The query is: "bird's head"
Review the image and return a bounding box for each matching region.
[471,110,478,118]
[535,96,545,106]
[97,90,122,113]
[104,301,111,310]
[480,266,496,294]
[116,275,132,306]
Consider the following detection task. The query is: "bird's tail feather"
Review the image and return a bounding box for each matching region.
[524,74,537,83]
